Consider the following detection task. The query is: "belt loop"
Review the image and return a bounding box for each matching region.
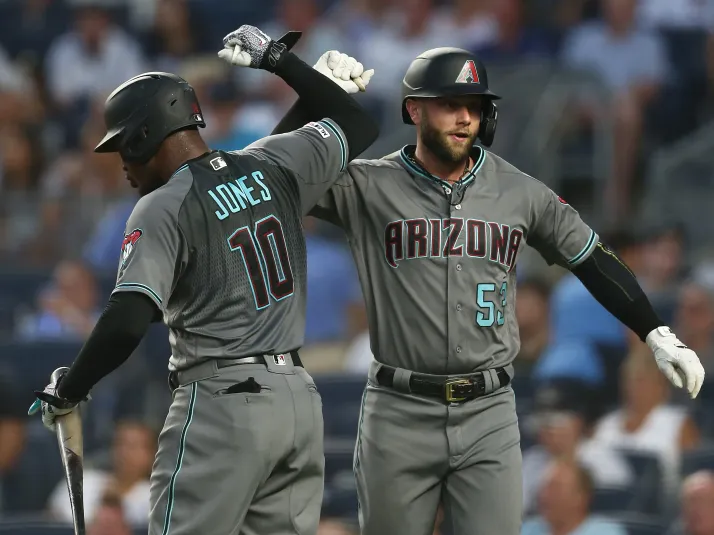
[482,369,495,394]
[393,368,412,393]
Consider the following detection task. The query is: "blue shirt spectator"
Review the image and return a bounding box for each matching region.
[550,275,627,348]
[522,516,628,535]
[304,228,362,345]
[561,19,667,93]
[83,197,137,274]
[532,340,605,387]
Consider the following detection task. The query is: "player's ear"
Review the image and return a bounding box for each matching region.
[405,99,421,125]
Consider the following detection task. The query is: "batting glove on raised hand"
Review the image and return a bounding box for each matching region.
[28,367,89,433]
[646,326,705,398]
[218,26,301,72]
[313,50,374,94]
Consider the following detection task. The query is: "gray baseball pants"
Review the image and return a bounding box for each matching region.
[148,354,324,535]
[355,362,523,535]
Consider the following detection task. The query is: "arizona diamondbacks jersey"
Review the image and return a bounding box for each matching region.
[112,119,348,371]
[311,144,598,375]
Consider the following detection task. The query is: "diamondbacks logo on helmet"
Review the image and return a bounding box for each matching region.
[455,60,480,84]
[120,229,143,268]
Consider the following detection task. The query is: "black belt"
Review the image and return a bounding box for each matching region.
[376,366,510,403]
[213,350,303,369]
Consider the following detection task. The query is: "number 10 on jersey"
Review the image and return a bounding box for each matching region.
[476,282,508,327]
[228,216,295,310]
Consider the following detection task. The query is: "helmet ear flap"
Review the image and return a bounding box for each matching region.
[478,100,498,147]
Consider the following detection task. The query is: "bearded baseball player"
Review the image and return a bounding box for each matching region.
[28,26,378,535]
[273,47,706,535]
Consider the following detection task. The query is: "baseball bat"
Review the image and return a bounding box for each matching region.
[48,369,86,535]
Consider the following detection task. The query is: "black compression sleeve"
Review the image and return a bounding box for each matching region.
[57,292,157,401]
[273,52,378,160]
[572,243,664,342]
[272,99,311,137]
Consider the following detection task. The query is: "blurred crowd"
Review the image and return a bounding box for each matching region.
[0,0,714,534]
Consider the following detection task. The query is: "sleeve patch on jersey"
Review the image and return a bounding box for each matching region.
[120,228,143,269]
[306,121,331,139]
[558,196,568,205]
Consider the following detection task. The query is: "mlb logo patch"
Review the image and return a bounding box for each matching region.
[274,354,287,366]
[210,156,227,171]
[306,122,331,139]
[455,60,480,84]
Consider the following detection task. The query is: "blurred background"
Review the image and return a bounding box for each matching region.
[0,0,714,534]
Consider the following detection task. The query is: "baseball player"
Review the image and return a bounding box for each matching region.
[27,26,378,535]
[273,47,706,535]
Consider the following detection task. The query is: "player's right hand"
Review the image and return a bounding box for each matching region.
[218,25,301,73]
[28,367,88,433]
[313,51,374,94]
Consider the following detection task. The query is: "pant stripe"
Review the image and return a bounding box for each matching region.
[161,382,197,535]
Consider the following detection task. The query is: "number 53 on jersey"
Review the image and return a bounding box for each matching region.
[476,282,507,327]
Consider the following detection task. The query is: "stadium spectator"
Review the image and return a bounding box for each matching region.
[44,2,146,147]
[522,458,628,535]
[472,0,556,62]
[592,343,701,496]
[515,277,552,377]
[15,259,101,341]
[430,0,498,51]
[674,266,714,375]
[141,0,209,74]
[317,519,359,535]
[679,471,714,535]
[86,488,134,535]
[48,419,155,526]
[561,0,668,223]
[636,0,714,141]
[532,340,605,388]
[521,379,632,515]
[0,365,28,507]
[304,217,363,345]
[0,0,70,63]
[358,0,456,103]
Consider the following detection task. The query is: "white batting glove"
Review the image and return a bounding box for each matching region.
[313,50,374,94]
[646,326,705,398]
[218,26,300,72]
[28,367,89,433]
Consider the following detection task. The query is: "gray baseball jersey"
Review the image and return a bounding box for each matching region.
[311,144,598,375]
[112,118,348,371]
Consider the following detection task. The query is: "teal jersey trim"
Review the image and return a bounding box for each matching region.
[162,382,197,535]
[170,163,189,179]
[114,282,162,305]
[399,145,486,189]
[568,230,597,266]
[320,119,347,172]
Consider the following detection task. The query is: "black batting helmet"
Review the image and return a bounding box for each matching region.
[401,48,500,147]
[94,72,206,163]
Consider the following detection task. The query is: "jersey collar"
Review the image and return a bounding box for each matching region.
[397,144,486,191]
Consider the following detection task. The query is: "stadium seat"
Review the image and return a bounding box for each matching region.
[313,374,366,439]
[681,447,714,477]
[619,450,663,515]
[591,486,636,513]
[0,341,84,407]
[611,513,665,535]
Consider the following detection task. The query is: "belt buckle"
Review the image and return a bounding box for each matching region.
[445,378,472,403]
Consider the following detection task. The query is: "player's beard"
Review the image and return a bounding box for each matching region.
[419,119,477,166]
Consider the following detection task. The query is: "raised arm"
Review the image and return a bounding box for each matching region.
[219,28,378,161]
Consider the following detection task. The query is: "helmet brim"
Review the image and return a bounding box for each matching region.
[94,127,125,153]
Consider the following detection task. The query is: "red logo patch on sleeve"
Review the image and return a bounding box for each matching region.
[120,228,143,267]
[557,196,568,205]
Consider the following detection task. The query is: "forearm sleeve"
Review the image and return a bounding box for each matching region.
[57,292,157,401]
[571,243,664,341]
